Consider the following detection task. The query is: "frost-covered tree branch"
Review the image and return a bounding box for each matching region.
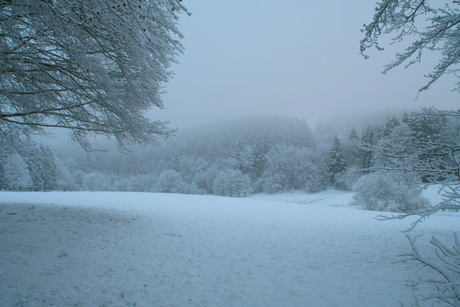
[400,234,460,305]
[0,0,189,150]
[362,0,460,92]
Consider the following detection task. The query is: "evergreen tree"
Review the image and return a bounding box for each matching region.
[21,144,45,191]
[348,127,359,142]
[382,116,401,137]
[402,111,446,141]
[2,154,33,191]
[0,144,7,190]
[13,141,59,191]
[364,108,460,226]
[39,144,58,191]
[344,127,362,169]
[360,125,380,170]
[233,139,246,173]
[328,135,347,188]
[250,139,268,182]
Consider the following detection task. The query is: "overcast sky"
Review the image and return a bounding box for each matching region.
[154,0,459,130]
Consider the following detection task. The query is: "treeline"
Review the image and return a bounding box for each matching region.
[350,109,457,212]
[0,141,71,191]
[1,113,453,197]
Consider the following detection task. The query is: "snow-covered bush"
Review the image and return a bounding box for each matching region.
[192,172,211,194]
[113,175,156,192]
[262,145,326,193]
[213,169,251,197]
[126,175,156,192]
[194,163,222,194]
[352,171,428,212]
[81,172,112,191]
[155,170,186,194]
[212,172,227,196]
[262,176,284,194]
[304,163,329,193]
[334,168,364,192]
[112,177,130,192]
[189,181,206,195]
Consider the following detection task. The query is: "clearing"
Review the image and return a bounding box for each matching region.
[0,190,458,306]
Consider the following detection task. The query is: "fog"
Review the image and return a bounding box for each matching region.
[154,0,459,130]
[3,3,460,305]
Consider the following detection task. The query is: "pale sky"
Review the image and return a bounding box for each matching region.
[154,0,459,130]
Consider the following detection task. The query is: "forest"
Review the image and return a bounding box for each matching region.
[1,109,455,214]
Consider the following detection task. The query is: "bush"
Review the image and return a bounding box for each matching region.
[81,172,112,191]
[213,169,251,197]
[262,176,284,194]
[352,171,428,212]
[155,170,186,194]
[126,175,156,192]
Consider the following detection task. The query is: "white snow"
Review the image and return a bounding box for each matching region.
[0,190,458,306]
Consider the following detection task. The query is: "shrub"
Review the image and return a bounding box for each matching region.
[155,170,186,194]
[352,171,428,212]
[81,172,112,191]
[213,169,251,197]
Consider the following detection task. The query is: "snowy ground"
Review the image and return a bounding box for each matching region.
[0,190,458,306]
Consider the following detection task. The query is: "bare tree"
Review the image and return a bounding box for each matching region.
[0,0,189,150]
[361,0,460,93]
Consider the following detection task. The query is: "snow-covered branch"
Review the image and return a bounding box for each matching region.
[362,0,460,92]
[0,0,188,151]
[400,234,460,305]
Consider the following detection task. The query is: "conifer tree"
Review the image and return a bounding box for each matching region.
[345,127,362,169]
[250,139,268,181]
[2,153,33,191]
[360,125,381,170]
[39,144,58,190]
[349,127,359,142]
[0,145,7,190]
[382,116,401,137]
[15,141,58,191]
[328,135,347,188]
[233,139,246,173]
[402,111,446,141]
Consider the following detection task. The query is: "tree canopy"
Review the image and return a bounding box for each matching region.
[361,0,460,92]
[0,0,189,150]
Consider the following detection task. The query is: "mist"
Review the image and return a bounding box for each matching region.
[156,0,459,130]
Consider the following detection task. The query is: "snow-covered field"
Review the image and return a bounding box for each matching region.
[0,190,458,306]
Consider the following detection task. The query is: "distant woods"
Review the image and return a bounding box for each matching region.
[1,113,456,204]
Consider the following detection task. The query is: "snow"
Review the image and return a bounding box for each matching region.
[0,190,458,306]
